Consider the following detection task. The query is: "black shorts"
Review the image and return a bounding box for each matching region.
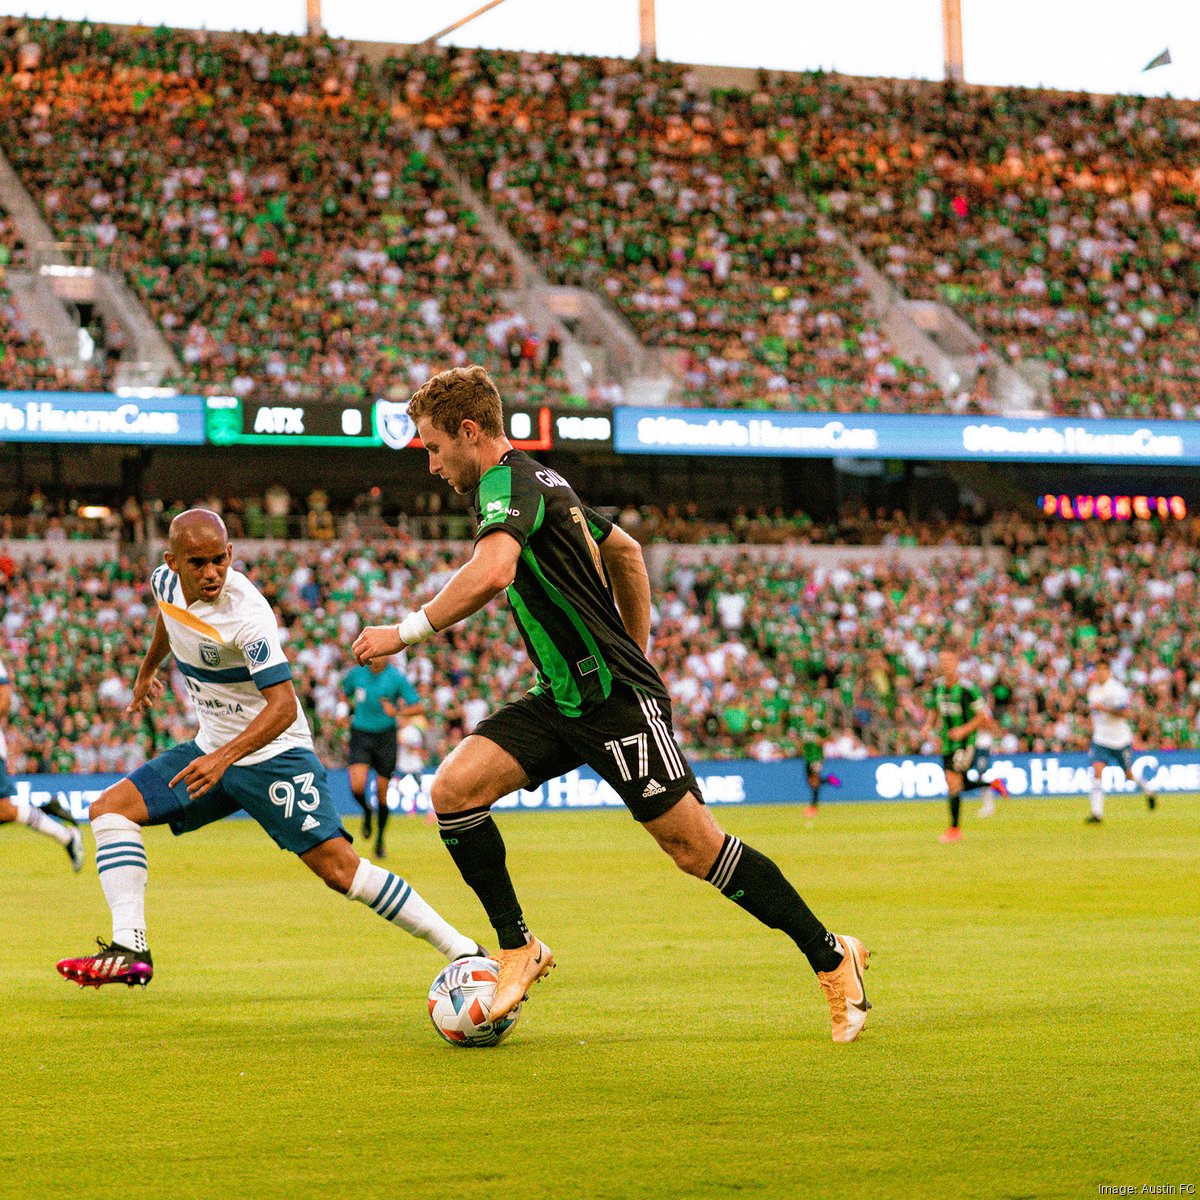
[943,745,985,780]
[471,681,700,822]
[348,727,398,778]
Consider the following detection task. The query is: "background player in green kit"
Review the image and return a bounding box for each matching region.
[342,656,420,859]
[352,366,871,1044]
[798,698,835,817]
[921,649,1003,843]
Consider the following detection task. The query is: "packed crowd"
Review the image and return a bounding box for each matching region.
[0,481,989,547]
[399,48,1200,419]
[0,20,573,408]
[3,519,1197,780]
[1,24,1196,418]
[395,49,939,413]
[785,76,1200,419]
[0,209,107,391]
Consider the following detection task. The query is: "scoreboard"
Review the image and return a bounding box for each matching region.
[206,397,380,447]
[204,397,612,450]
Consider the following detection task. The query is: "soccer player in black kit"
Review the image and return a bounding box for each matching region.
[352,366,870,1042]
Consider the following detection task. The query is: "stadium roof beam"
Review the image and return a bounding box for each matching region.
[639,0,656,61]
[942,0,964,83]
[421,0,511,45]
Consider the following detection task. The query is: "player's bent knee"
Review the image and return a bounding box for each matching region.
[429,764,477,814]
[304,838,358,894]
[89,780,146,824]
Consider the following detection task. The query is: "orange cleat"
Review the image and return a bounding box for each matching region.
[490,937,554,1020]
[938,827,963,843]
[816,934,871,1043]
[804,804,819,818]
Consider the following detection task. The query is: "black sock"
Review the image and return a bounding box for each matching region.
[810,782,822,807]
[706,835,842,974]
[376,790,389,838]
[437,807,527,949]
[351,788,370,818]
[949,793,961,827]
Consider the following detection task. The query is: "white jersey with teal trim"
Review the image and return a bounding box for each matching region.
[1088,677,1133,749]
[150,565,312,764]
[0,656,9,761]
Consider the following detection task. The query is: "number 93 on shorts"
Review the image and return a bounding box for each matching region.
[129,740,348,854]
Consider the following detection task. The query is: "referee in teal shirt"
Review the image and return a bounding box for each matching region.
[342,657,420,859]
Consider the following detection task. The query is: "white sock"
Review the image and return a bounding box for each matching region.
[348,858,476,960]
[1090,784,1105,819]
[14,799,73,847]
[92,813,149,952]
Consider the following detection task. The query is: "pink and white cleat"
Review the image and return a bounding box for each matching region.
[57,939,153,989]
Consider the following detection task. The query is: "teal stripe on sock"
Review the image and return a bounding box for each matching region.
[98,857,148,873]
[371,875,401,914]
[381,883,412,920]
[96,850,147,864]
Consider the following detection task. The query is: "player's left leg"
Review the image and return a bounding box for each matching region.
[227,747,480,962]
[1087,758,1105,823]
[1123,751,1156,811]
[805,762,822,817]
[643,793,869,1043]
[347,760,373,840]
[941,767,964,842]
[0,790,85,871]
[300,836,480,961]
[373,771,392,858]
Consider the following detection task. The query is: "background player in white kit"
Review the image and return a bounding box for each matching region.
[0,656,85,871]
[57,509,482,987]
[1085,660,1157,824]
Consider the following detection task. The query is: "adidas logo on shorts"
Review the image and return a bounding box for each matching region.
[301,815,320,832]
[642,778,666,798]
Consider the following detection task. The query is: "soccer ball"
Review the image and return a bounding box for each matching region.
[427,955,521,1047]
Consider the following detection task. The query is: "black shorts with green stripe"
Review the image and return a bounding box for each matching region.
[471,681,700,822]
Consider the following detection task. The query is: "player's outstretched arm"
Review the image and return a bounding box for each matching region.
[598,523,651,652]
[352,532,521,664]
[169,680,300,798]
[128,611,171,713]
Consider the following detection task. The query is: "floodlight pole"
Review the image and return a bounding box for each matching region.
[306,0,322,35]
[639,0,657,61]
[942,0,964,83]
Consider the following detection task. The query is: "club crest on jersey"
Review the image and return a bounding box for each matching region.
[244,638,271,666]
[199,642,221,667]
[375,401,417,450]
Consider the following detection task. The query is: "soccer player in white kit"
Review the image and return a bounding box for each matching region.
[57,509,483,988]
[1085,660,1157,824]
[0,656,85,871]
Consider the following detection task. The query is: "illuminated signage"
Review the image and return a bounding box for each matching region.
[206,397,380,446]
[614,408,1200,464]
[203,397,612,450]
[0,392,205,444]
[1039,494,1188,521]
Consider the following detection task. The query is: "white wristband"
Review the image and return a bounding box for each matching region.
[396,608,436,646]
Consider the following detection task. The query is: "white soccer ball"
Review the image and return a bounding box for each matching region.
[427,955,521,1048]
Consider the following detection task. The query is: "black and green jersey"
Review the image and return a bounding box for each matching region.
[798,700,828,765]
[472,450,667,717]
[927,679,984,755]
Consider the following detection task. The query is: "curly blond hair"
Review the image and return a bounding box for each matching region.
[407,365,504,438]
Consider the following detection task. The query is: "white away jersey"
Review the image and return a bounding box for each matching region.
[0,656,9,761]
[1088,677,1133,749]
[150,565,312,764]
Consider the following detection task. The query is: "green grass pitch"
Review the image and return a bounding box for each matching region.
[4,797,1197,1200]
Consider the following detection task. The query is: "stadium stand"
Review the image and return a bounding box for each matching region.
[0,20,573,406]
[3,26,1196,415]
[3,520,1197,775]
[395,48,938,413]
